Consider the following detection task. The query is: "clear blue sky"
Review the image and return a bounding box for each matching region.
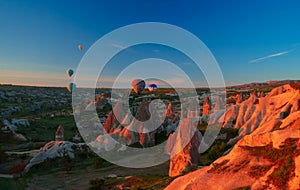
[1,0,300,87]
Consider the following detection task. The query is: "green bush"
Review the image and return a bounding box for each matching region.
[207,141,227,161]
[64,157,74,173]
[128,142,143,148]
[267,155,295,188]
[9,162,26,174]
[89,178,105,190]
[17,153,28,160]
[241,138,300,189]
[200,141,228,165]
[92,157,104,168]
[0,149,8,162]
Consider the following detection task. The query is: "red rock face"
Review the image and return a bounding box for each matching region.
[202,97,211,115]
[100,100,161,148]
[165,102,173,118]
[166,84,300,190]
[103,111,118,134]
[167,118,201,177]
[236,93,243,104]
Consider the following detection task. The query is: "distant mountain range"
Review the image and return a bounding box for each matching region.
[228,79,300,89]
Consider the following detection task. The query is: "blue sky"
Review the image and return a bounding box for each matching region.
[0,0,300,87]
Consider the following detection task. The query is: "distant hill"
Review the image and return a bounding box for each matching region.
[228,80,300,89]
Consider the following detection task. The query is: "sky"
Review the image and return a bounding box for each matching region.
[0,0,300,87]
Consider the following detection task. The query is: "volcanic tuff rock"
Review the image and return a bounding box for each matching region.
[202,97,212,115]
[221,84,300,137]
[3,118,30,132]
[166,84,300,190]
[24,141,86,173]
[93,100,173,150]
[213,96,224,112]
[236,93,243,104]
[55,125,64,141]
[167,118,202,177]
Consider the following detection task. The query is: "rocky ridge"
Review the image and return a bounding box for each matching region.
[166,84,300,190]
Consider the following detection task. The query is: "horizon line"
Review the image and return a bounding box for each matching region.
[1,79,299,89]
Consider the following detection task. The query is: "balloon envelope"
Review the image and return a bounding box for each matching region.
[78,45,83,51]
[148,84,157,92]
[131,79,145,94]
[67,82,76,92]
[66,69,74,77]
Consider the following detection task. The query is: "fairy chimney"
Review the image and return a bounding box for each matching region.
[55,125,64,141]
[202,97,211,115]
[165,102,173,118]
[236,93,243,104]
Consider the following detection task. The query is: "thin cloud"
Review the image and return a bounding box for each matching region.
[111,43,127,49]
[249,50,291,63]
[111,41,138,53]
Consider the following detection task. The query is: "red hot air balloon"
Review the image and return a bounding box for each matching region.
[78,45,83,51]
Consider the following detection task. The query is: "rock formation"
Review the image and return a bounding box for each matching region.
[259,91,265,98]
[92,100,169,150]
[167,118,202,177]
[236,93,243,104]
[3,118,30,132]
[24,141,86,173]
[202,97,212,115]
[166,84,300,190]
[55,125,64,141]
[2,119,28,141]
[221,84,300,137]
[165,102,173,118]
[213,96,223,112]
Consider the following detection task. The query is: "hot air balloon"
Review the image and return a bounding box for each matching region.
[148,84,157,92]
[66,69,74,77]
[131,79,145,95]
[78,45,83,51]
[67,82,76,92]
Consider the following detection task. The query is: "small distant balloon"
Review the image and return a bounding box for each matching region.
[148,84,158,92]
[78,45,83,51]
[131,79,145,95]
[66,69,74,77]
[67,82,76,92]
